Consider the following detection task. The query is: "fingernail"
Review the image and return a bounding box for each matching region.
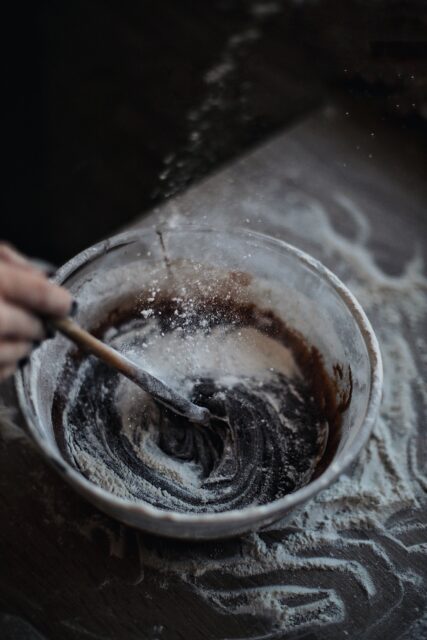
[45,322,56,339]
[30,259,57,276]
[19,356,30,368]
[70,300,78,317]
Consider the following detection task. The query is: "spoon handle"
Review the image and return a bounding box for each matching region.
[51,316,211,425]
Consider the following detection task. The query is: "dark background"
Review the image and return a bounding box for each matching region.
[2,0,427,264]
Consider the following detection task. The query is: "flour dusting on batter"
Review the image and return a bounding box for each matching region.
[55,299,331,513]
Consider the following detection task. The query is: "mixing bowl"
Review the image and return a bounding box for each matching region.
[16,226,383,539]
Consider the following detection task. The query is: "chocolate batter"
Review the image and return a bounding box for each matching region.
[52,295,346,513]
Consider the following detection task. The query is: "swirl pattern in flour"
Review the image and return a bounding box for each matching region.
[53,299,332,513]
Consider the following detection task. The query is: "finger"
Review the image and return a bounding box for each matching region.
[0,242,35,270]
[0,301,45,340]
[0,364,17,382]
[0,244,57,280]
[0,244,56,277]
[0,264,72,317]
[0,340,32,365]
[29,259,57,276]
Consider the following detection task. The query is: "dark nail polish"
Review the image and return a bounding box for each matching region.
[70,300,78,317]
[19,356,30,368]
[33,340,41,349]
[45,322,56,339]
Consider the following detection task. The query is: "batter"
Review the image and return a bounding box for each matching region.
[52,295,337,513]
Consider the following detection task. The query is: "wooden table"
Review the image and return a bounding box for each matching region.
[1,103,426,639]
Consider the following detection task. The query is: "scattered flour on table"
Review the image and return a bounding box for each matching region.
[129,200,426,637]
[1,198,426,638]
[1,197,425,637]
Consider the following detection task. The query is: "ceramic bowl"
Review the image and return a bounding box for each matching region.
[16,227,383,539]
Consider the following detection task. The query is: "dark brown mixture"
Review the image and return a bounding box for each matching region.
[52,294,350,513]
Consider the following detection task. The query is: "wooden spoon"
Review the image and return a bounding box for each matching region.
[51,316,212,426]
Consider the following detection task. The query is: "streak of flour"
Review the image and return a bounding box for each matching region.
[154,23,259,200]
[154,1,281,201]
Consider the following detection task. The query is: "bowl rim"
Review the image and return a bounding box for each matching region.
[15,224,383,529]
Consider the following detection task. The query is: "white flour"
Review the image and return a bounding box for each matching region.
[154,1,281,201]
[119,325,299,388]
[1,195,425,637]
[61,310,327,512]
[125,198,426,637]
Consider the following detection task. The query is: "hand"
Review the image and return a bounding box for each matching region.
[0,242,72,381]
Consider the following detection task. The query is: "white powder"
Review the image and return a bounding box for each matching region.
[1,152,425,638]
[204,62,235,85]
[250,3,282,18]
[62,314,321,511]
[118,199,426,635]
[153,1,282,201]
[120,325,298,388]
[113,324,299,493]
